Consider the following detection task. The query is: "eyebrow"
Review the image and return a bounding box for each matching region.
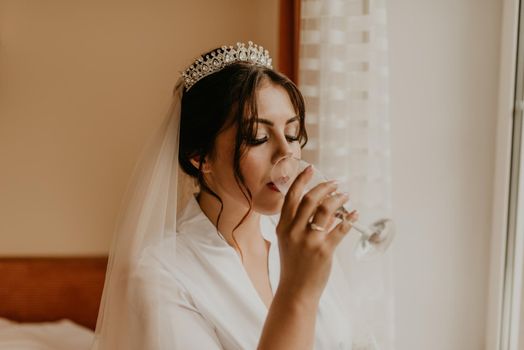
[256,116,300,126]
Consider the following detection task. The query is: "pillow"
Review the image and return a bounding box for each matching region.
[0,318,94,350]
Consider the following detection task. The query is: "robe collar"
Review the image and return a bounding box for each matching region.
[176,193,278,248]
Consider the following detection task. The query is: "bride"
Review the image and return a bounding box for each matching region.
[91,41,358,350]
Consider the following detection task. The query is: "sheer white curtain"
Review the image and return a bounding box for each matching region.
[298,0,394,349]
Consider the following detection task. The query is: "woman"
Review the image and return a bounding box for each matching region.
[92,42,358,350]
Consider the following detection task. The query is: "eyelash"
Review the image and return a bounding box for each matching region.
[249,135,300,146]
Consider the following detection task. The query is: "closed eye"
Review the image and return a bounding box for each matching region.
[248,135,299,146]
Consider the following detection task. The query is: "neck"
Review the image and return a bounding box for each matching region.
[196,191,267,252]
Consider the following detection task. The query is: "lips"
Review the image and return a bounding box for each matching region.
[267,182,280,192]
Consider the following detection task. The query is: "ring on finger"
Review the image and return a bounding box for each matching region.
[309,222,326,232]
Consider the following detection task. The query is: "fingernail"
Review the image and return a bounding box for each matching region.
[305,165,313,173]
[327,179,339,187]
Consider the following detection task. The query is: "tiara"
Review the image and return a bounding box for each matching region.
[181,41,273,91]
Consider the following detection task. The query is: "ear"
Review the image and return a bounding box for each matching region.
[189,155,212,174]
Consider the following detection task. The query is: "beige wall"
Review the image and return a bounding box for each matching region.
[388,0,501,349]
[0,0,279,256]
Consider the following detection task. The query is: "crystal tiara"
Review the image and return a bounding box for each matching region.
[181,41,273,91]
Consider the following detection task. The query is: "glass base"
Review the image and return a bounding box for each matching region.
[353,218,395,261]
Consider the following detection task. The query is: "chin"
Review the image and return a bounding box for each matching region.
[253,197,284,216]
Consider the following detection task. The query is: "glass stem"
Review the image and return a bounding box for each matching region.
[351,222,372,240]
[335,206,372,240]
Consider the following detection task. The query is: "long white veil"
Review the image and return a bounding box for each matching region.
[91,79,196,349]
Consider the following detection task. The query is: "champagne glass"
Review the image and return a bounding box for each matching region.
[270,156,395,260]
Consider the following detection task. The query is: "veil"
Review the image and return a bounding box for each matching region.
[91,78,196,349]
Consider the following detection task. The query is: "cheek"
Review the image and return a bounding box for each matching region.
[239,151,269,184]
[241,153,266,174]
[239,142,302,184]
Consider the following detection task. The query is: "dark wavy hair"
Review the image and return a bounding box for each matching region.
[178,58,308,259]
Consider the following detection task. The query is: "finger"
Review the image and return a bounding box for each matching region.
[325,215,337,231]
[308,192,350,230]
[310,206,354,237]
[331,208,357,224]
[293,180,339,229]
[280,165,314,225]
[325,210,358,249]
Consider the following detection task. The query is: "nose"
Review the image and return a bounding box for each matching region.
[271,136,295,165]
[273,151,294,165]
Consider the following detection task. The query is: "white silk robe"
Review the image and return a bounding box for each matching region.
[135,195,353,349]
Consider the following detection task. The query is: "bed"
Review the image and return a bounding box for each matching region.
[0,257,107,349]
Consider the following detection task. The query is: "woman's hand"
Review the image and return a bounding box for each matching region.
[275,165,358,303]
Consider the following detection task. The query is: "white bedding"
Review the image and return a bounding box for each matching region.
[0,318,94,350]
